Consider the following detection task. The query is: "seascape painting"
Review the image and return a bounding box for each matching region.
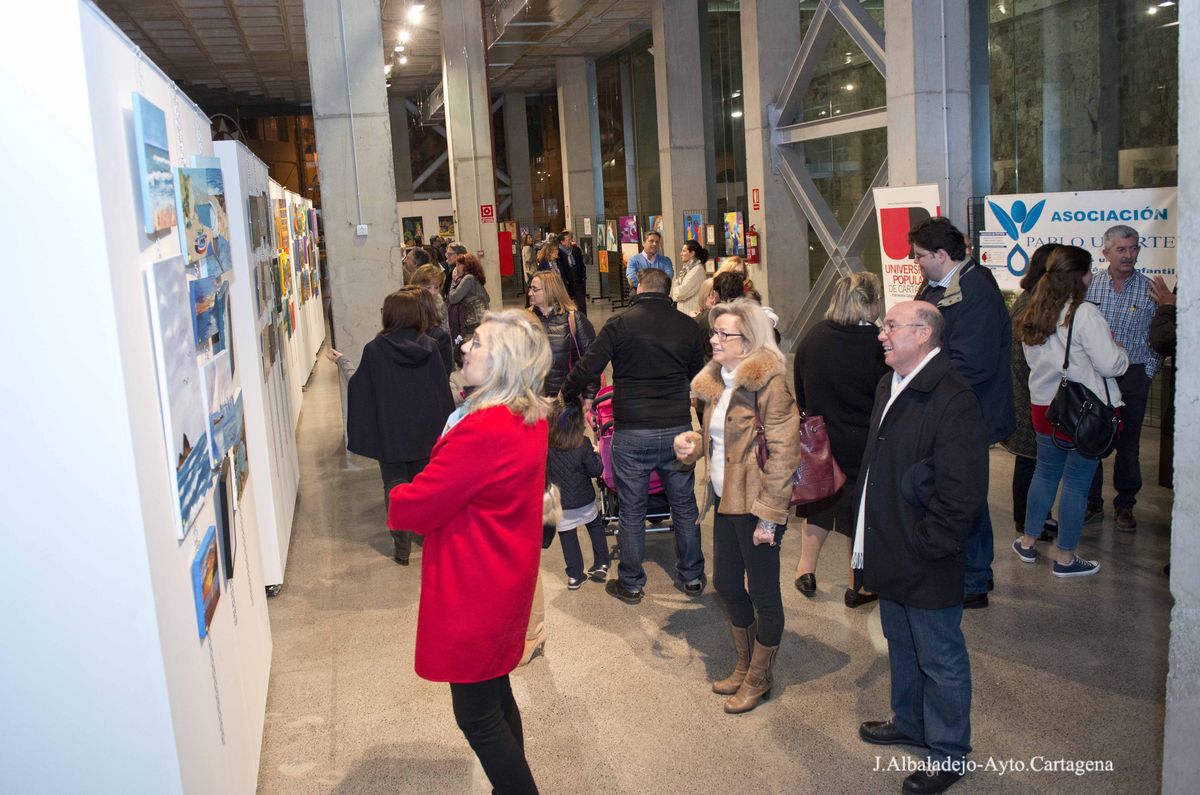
[145,256,211,538]
[132,94,176,235]
[176,166,231,277]
[192,525,221,640]
[189,276,227,352]
[200,351,236,462]
[619,215,639,244]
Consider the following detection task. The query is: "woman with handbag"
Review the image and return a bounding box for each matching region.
[447,253,491,345]
[1014,245,1128,578]
[388,310,550,794]
[674,299,801,714]
[526,270,598,401]
[790,273,888,607]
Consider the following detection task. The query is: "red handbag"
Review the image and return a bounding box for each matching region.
[754,397,847,506]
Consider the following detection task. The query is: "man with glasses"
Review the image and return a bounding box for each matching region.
[561,268,706,603]
[910,217,1014,610]
[1083,225,1162,531]
[856,300,988,795]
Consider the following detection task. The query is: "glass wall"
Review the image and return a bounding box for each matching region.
[987,0,1178,193]
[708,2,746,231]
[525,93,564,228]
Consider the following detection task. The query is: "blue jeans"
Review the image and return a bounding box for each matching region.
[963,506,993,596]
[1027,432,1100,552]
[610,426,703,590]
[880,598,972,765]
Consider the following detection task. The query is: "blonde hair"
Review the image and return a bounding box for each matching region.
[717,256,746,275]
[410,263,445,291]
[465,310,552,424]
[825,272,882,325]
[528,270,576,312]
[710,298,784,366]
[695,277,715,314]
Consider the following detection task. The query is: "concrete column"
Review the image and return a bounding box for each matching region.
[1164,6,1199,791]
[503,92,535,225]
[303,0,400,368]
[741,0,808,324]
[442,0,501,306]
[884,0,973,226]
[652,0,710,263]
[389,94,414,201]
[556,57,599,230]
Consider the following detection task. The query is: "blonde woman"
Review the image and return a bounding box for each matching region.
[388,310,551,794]
[792,273,888,607]
[526,270,597,398]
[675,299,801,714]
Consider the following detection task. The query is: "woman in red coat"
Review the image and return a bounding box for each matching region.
[388,309,551,794]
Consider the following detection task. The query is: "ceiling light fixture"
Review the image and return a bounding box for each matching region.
[407,4,424,23]
[394,44,402,52]
[731,110,743,118]
[844,83,855,91]
[399,55,409,65]
[1147,5,1158,13]
[399,29,411,43]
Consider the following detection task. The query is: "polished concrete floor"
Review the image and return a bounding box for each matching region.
[258,301,1174,794]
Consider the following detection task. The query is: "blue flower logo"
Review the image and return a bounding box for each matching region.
[988,199,1046,277]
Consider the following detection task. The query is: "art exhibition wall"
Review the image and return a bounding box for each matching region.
[396,198,456,247]
[1,3,318,791]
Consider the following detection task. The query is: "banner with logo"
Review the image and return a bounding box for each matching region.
[980,187,1177,296]
[873,184,943,309]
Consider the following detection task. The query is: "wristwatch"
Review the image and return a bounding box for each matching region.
[756,519,777,534]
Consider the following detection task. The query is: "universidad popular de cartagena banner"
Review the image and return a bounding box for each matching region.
[873,184,943,309]
[979,187,1177,296]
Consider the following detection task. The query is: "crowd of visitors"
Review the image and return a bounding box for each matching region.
[334,217,1167,794]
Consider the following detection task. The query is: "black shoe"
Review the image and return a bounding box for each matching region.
[587,563,609,583]
[393,555,410,566]
[683,576,706,595]
[844,588,879,608]
[963,592,988,609]
[1040,518,1059,542]
[858,720,927,748]
[903,769,963,794]
[796,573,817,596]
[987,578,994,592]
[605,579,643,604]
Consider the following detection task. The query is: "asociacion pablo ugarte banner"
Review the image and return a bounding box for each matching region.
[979,187,1177,295]
[873,184,943,309]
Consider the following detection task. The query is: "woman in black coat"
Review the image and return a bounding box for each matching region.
[526,270,599,402]
[792,273,889,607]
[346,290,455,564]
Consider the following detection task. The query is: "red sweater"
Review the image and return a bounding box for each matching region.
[388,405,547,683]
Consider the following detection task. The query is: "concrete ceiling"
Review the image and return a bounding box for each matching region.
[95,0,652,115]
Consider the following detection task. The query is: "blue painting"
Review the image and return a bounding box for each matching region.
[189,277,220,351]
[145,256,212,537]
[133,94,176,235]
[176,166,231,277]
[192,525,221,640]
[200,351,236,462]
[684,213,704,243]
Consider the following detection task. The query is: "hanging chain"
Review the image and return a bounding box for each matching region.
[237,507,256,607]
[207,638,227,745]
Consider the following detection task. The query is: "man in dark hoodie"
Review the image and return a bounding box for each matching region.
[912,217,1014,610]
[562,268,706,604]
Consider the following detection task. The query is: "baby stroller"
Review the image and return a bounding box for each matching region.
[589,385,672,558]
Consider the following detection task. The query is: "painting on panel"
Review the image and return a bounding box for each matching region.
[248,194,270,248]
[189,276,230,354]
[292,201,305,239]
[648,215,664,235]
[215,460,236,580]
[145,256,212,538]
[200,351,235,461]
[706,224,716,246]
[132,94,176,235]
[232,405,249,502]
[684,213,704,243]
[724,212,744,256]
[288,299,296,337]
[260,324,272,380]
[402,216,424,246]
[176,166,231,277]
[438,215,455,239]
[192,525,221,639]
[308,208,319,243]
[598,249,609,273]
[619,215,639,244]
[583,217,593,236]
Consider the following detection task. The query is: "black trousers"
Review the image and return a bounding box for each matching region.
[571,283,588,316]
[711,497,784,646]
[449,675,538,794]
[556,515,610,579]
[1089,363,1151,510]
[380,459,428,561]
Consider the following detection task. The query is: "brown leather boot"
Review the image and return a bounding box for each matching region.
[711,622,756,695]
[724,640,779,714]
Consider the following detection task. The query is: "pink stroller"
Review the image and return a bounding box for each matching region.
[589,385,673,557]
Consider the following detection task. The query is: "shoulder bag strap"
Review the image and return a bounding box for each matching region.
[567,310,583,363]
[1062,305,1076,371]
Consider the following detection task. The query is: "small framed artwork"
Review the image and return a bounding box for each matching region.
[192,525,221,639]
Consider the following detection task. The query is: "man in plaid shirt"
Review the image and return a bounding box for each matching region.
[1084,225,1162,531]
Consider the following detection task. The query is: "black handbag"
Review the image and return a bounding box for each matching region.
[1044,309,1120,459]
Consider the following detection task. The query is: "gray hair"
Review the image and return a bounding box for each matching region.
[1102,225,1139,249]
[643,230,662,243]
[447,243,468,256]
[913,301,945,348]
[465,310,551,424]
[709,298,784,366]
[825,272,882,325]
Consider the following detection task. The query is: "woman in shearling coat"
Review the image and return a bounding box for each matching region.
[675,299,801,715]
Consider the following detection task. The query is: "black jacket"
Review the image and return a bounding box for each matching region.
[917,260,1015,443]
[556,247,578,294]
[793,320,888,480]
[531,307,598,398]
[346,328,455,463]
[858,351,988,609]
[427,324,454,375]
[548,442,603,510]
[562,292,705,430]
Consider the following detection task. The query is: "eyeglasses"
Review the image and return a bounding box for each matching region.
[880,321,928,334]
[528,285,543,292]
[712,329,745,343]
[911,249,935,261]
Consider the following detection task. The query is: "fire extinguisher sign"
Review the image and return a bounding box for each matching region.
[751,188,761,211]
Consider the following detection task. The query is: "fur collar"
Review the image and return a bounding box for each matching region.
[691,349,785,402]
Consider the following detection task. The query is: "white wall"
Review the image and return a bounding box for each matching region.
[396,197,456,249]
